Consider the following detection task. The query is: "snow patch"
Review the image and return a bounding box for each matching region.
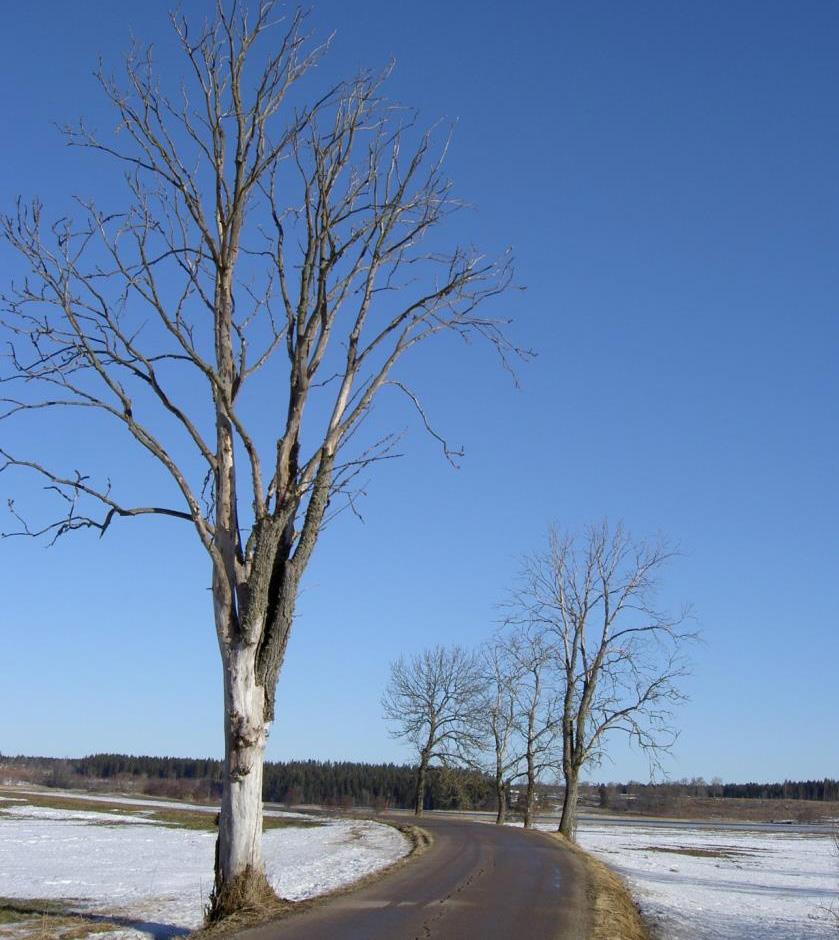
[1,788,308,819]
[0,804,166,826]
[0,803,410,937]
[573,821,839,939]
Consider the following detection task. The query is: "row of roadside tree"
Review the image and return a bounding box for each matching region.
[383,520,695,839]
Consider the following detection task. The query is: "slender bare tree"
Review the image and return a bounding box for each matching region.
[503,624,561,829]
[513,522,693,840]
[480,639,523,824]
[0,3,522,919]
[382,645,488,816]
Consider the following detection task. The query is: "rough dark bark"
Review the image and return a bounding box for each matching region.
[494,773,507,825]
[558,770,580,839]
[414,755,429,817]
[523,749,536,829]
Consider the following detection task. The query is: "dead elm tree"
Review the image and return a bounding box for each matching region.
[0,2,522,920]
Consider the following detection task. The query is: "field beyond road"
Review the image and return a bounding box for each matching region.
[575,819,838,938]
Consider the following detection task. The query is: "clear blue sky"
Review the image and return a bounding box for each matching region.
[1,1,837,784]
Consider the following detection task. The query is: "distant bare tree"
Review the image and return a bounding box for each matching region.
[382,645,487,816]
[513,522,693,839]
[504,624,560,829]
[480,640,522,824]
[0,2,521,920]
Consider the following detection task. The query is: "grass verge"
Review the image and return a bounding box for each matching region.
[0,898,119,939]
[550,834,651,940]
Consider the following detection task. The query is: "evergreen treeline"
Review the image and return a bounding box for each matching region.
[595,777,839,806]
[0,753,494,811]
[718,780,839,801]
[3,754,836,807]
[74,754,222,782]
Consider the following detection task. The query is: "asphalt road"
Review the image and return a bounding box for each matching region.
[235,814,590,940]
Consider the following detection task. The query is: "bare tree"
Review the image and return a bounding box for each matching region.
[513,522,693,840]
[382,645,487,816]
[0,3,522,919]
[503,624,561,829]
[480,640,522,824]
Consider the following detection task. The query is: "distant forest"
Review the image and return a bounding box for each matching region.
[596,777,839,805]
[2,754,837,810]
[0,753,494,811]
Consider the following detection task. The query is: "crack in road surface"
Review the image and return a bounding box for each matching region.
[418,863,488,938]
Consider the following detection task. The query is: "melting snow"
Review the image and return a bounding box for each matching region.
[0,799,409,938]
[574,820,839,938]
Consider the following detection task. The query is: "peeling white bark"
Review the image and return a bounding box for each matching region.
[218,643,268,882]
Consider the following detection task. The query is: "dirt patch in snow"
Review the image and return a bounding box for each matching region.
[637,844,759,860]
[0,898,120,939]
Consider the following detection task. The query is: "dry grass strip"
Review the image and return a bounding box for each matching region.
[0,898,120,940]
[550,833,651,940]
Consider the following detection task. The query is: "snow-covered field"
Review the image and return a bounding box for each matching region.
[575,820,839,939]
[0,796,410,938]
[0,788,307,820]
[5,793,836,940]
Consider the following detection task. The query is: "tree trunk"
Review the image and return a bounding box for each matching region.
[414,756,428,816]
[208,641,276,920]
[495,771,507,824]
[523,752,536,829]
[558,769,579,840]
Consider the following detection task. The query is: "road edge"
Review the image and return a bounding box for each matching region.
[547,833,651,940]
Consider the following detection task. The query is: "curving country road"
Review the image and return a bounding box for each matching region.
[236,814,590,940]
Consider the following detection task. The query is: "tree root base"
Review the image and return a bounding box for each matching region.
[205,866,284,924]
